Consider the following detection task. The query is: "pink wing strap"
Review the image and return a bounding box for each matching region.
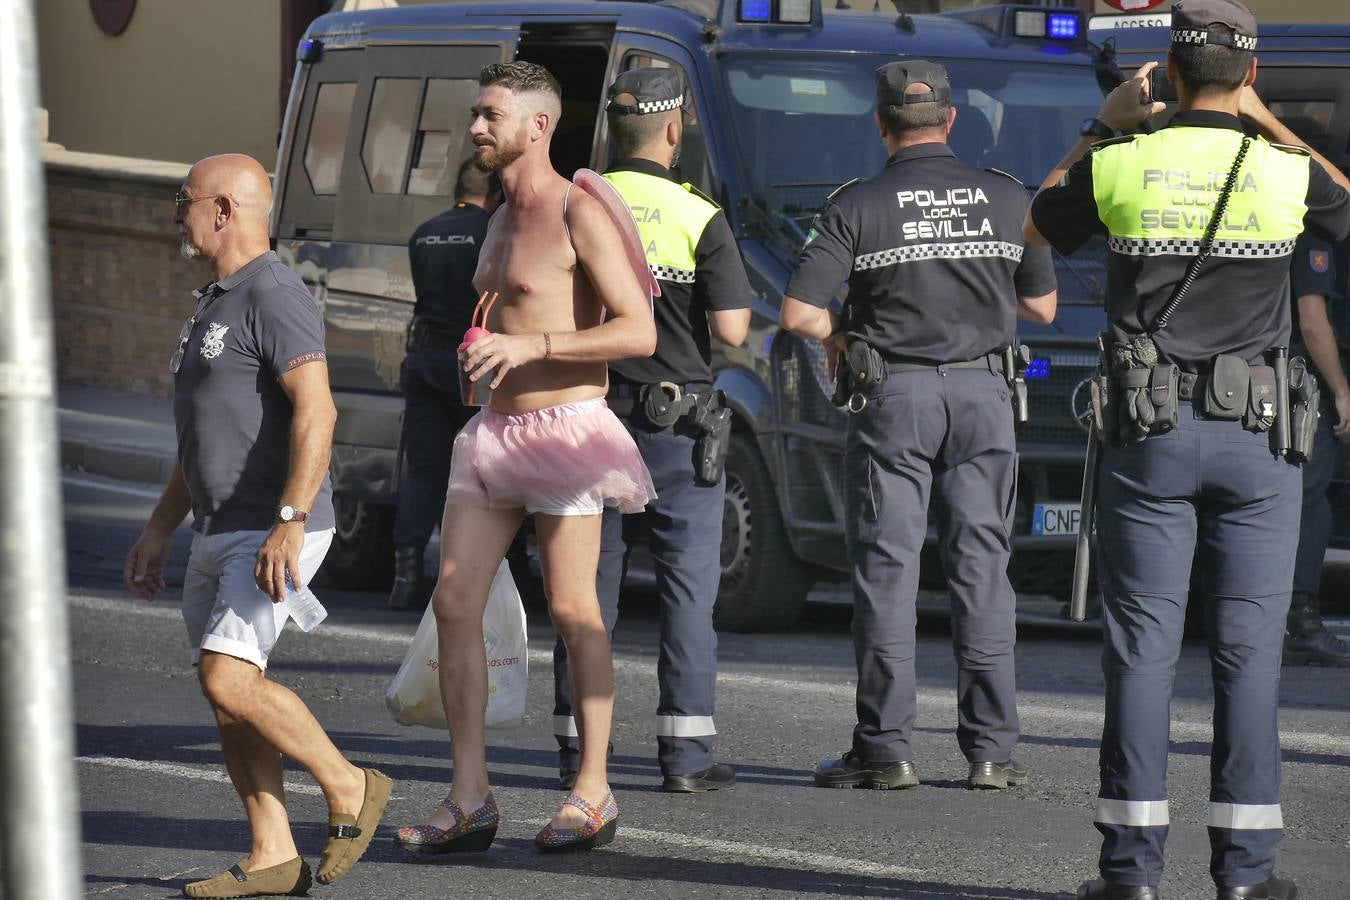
[571,168,661,304]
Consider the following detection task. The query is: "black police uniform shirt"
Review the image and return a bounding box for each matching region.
[408,202,492,339]
[785,143,1056,364]
[1031,110,1350,373]
[604,158,754,388]
[173,251,334,535]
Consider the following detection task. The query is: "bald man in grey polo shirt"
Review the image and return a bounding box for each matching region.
[124,154,390,897]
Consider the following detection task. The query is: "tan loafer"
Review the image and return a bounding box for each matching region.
[316,767,393,884]
[182,857,311,898]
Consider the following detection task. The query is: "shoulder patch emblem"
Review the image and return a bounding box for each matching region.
[826,177,864,202]
[1312,249,1330,274]
[984,167,1025,187]
[1270,141,1312,157]
[1089,134,1138,152]
[680,181,720,209]
[200,323,229,360]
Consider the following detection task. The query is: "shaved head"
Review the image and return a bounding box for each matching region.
[176,153,274,276]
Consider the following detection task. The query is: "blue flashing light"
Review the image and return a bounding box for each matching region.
[1047,13,1080,41]
[739,0,772,22]
[1025,358,1051,381]
[297,37,323,64]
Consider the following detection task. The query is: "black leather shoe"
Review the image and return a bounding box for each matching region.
[1217,874,1298,899]
[1077,879,1160,899]
[559,768,577,791]
[813,753,918,790]
[968,758,1029,790]
[663,763,736,793]
[387,546,427,611]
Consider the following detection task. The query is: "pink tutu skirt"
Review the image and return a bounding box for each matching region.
[446,398,656,516]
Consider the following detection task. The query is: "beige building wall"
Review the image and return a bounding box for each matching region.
[37,0,281,166]
[1094,0,1350,24]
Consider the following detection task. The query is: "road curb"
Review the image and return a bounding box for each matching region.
[61,436,175,485]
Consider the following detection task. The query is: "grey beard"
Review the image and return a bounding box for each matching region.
[179,239,198,261]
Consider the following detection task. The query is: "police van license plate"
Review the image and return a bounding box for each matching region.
[1031,502,1080,536]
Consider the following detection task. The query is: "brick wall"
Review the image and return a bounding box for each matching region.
[45,152,196,395]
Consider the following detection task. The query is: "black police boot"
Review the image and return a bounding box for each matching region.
[559,768,577,791]
[967,759,1029,790]
[663,763,736,793]
[387,546,426,611]
[1283,591,1350,667]
[1076,880,1159,900]
[813,752,918,790]
[1216,874,1298,899]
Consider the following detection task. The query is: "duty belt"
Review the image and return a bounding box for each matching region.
[607,381,715,425]
[406,318,460,353]
[887,354,1006,376]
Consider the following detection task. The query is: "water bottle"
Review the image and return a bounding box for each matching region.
[284,571,328,632]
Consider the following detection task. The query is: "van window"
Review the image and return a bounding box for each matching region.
[408,79,479,197]
[362,78,421,194]
[304,82,357,196]
[618,54,715,198]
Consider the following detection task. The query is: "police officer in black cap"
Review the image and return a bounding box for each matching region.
[781,61,1057,793]
[1027,0,1350,896]
[388,159,502,611]
[1285,232,1350,667]
[552,67,753,791]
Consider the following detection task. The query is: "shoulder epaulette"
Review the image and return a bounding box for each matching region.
[680,181,721,209]
[1089,134,1139,152]
[826,177,864,202]
[984,167,1025,187]
[1270,141,1312,157]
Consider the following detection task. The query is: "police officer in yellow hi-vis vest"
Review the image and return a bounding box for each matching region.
[552,67,753,793]
[1027,2,1350,898]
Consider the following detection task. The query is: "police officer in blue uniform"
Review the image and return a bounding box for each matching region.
[1027,2,1350,896]
[388,160,501,611]
[781,61,1058,793]
[552,68,753,792]
[1285,233,1350,666]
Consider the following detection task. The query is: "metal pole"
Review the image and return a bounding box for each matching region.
[0,1,84,897]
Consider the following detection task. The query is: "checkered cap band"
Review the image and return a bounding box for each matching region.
[650,263,695,283]
[607,94,685,115]
[1171,27,1257,50]
[854,241,1024,271]
[1109,236,1295,258]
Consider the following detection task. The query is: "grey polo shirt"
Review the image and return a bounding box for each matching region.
[172,250,334,535]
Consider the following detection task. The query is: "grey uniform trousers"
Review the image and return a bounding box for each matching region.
[553,414,724,775]
[1293,409,1337,595]
[1094,403,1300,889]
[845,367,1020,764]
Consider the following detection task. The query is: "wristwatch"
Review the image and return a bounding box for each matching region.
[277,505,308,524]
[1080,117,1116,140]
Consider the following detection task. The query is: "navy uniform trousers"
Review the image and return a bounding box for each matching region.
[846,367,1020,764]
[1293,408,1338,595]
[1094,402,1300,889]
[553,413,724,775]
[392,348,473,551]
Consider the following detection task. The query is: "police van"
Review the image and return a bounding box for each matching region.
[272,0,1124,631]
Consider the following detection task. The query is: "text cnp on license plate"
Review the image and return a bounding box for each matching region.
[1032,502,1080,536]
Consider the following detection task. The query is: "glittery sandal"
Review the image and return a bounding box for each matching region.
[534,792,618,853]
[394,792,499,855]
[181,857,311,898]
[315,767,392,884]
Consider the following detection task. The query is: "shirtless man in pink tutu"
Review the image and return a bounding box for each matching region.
[394,61,656,856]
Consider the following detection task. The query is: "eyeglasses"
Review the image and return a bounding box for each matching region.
[173,191,222,214]
[169,290,217,374]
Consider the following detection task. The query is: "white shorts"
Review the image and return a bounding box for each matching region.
[181,528,334,671]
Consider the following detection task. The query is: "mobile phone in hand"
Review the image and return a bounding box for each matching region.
[1148,67,1178,105]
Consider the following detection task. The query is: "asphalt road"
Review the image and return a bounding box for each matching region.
[62,472,1350,899]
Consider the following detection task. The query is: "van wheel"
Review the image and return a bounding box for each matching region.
[322,495,395,590]
[715,432,811,633]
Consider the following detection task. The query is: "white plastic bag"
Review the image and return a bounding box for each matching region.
[385,559,527,730]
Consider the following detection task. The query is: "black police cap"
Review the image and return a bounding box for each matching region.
[605,68,685,116]
[875,60,951,107]
[1171,0,1258,51]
